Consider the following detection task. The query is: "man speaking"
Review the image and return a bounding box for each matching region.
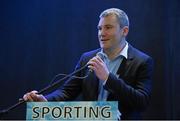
[23,8,153,120]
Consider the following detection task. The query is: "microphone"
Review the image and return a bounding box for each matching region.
[87,51,104,74]
[96,51,104,60]
[86,63,93,76]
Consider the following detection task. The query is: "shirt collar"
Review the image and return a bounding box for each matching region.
[120,41,128,59]
[99,41,129,60]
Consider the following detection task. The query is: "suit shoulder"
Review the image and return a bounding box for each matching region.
[77,48,101,64]
[130,45,153,62]
[81,48,101,58]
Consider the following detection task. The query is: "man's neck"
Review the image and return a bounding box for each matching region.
[104,40,126,60]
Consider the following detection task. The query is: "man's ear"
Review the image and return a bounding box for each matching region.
[122,26,129,37]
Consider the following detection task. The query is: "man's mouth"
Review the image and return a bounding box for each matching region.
[101,39,109,41]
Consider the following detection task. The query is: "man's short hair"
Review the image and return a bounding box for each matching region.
[99,8,129,28]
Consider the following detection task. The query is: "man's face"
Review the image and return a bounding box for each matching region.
[98,14,124,50]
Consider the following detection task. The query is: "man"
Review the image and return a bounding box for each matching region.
[23,8,153,119]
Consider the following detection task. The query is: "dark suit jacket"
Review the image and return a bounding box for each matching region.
[46,44,153,119]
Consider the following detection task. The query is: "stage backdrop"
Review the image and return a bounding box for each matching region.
[0,0,180,119]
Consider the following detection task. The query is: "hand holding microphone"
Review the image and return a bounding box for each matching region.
[87,53,109,81]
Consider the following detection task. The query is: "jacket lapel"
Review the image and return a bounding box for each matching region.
[117,44,134,78]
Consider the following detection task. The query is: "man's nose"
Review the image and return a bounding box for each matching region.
[99,29,106,37]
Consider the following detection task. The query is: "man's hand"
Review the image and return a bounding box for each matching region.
[87,55,109,81]
[23,90,47,102]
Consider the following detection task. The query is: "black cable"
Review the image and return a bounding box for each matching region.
[0,63,90,118]
[49,73,88,85]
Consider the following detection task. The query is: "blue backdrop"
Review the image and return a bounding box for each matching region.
[0,0,180,119]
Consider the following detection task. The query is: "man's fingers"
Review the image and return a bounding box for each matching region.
[88,57,102,66]
[23,93,34,101]
[31,90,38,94]
[30,92,41,101]
[23,90,47,102]
[88,65,95,71]
[23,94,28,101]
[23,90,38,101]
[96,55,103,63]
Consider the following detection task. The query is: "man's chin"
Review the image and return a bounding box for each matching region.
[101,46,110,51]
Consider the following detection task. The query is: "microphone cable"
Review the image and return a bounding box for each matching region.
[49,71,89,86]
[0,63,91,116]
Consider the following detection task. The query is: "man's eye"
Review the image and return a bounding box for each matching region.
[106,26,112,29]
[98,27,102,30]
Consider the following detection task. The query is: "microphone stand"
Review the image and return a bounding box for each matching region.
[0,64,89,118]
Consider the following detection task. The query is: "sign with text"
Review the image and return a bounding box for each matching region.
[26,101,118,121]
